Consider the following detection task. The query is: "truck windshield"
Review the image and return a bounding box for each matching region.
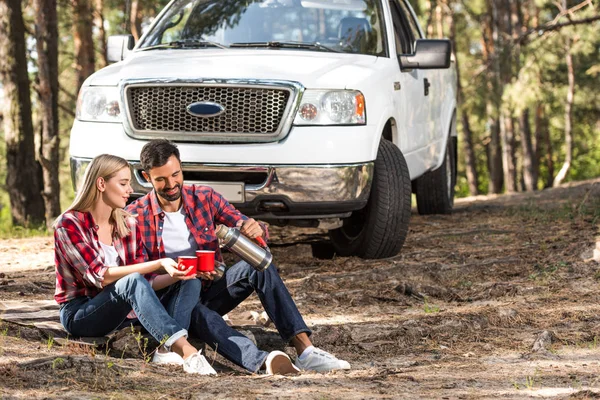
[139,0,387,56]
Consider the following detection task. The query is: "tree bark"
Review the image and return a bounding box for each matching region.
[0,0,46,226]
[33,0,61,227]
[534,104,552,188]
[486,108,503,194]
[72,0,95,93]
[425,0,436,38]
[500,112,517,193]
[129,0,142,42]
[485,0,503,194]
[553,37,575,187]
[435,2,444,38]
[448,3,479,195]
[519,108,537,191]
[93,0,107,67]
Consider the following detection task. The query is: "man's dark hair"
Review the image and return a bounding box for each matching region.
[140,139,181,172]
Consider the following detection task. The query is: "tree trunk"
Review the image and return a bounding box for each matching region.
[0,0,46,226]
[33,0,61,227]
[486,109,503,194]
[448,4,479,195]
[72,0,95,93]
[519,108,537,191]
[425,0,436,38]
[534,104,551,188]
[553,37,575,187]
[500,112,517,192]
[129,0,142,42]
[485,0,503,194]
[435,2,444,38]
[93,0,107,67]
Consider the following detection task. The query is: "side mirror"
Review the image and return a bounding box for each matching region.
[399,39,451,70]
[107,35,135,63]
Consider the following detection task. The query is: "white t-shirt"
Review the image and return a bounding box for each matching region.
[100,242,119,266]
[163,206,198,259]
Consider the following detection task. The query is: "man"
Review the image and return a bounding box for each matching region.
[126,139,350,375]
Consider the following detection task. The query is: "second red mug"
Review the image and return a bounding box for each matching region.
[196,250,215,272]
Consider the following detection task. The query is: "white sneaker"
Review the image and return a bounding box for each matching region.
[152,350,184,365]
[183,350,217,375]
[265,350,300,375]
[294,348,350,372]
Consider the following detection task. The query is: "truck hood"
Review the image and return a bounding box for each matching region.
[88,49,380,89]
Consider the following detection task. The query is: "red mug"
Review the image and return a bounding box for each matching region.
[177,256,198,277]
[196,250,215,272]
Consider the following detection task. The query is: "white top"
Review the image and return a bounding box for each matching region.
[163,206,198,259]
[100,242,119,266]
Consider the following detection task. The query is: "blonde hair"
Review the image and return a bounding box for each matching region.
[61,154,132,238]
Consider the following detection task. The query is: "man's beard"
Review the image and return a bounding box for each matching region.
[157,184,182,202]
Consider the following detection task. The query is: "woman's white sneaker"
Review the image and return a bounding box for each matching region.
[294,348,350,372]
[152,350,184,365]
[183,350,217,375]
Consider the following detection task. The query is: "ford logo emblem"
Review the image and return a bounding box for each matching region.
[186,101,225,118]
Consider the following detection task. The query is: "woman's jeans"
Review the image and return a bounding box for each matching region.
[189,261,311,372]
[60,273,201,350]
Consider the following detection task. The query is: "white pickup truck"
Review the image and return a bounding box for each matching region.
[70,0,457,259]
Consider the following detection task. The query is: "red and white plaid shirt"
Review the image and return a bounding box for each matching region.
[125,184,268,264]
[53,210,146,304]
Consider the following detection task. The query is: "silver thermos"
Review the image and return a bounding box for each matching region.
[215,225,273,271]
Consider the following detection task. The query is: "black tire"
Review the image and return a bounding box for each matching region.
[329,139,412,259]
[414,136,457,215]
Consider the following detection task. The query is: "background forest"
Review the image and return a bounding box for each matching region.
[0,0,598,234]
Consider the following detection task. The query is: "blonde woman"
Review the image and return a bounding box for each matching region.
[54,154,215,375]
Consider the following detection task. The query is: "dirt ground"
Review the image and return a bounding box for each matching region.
[1,178,600,399]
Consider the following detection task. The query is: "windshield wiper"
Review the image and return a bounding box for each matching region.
[230,41,340,53]
[140,40,228,51]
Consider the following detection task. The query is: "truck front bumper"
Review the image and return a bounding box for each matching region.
[70,157,373,219]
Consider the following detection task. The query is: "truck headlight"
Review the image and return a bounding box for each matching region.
[293,90,365,125]
[76,86,121,122]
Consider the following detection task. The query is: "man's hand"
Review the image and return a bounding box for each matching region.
[237,218,264,239]
[196,270,218,280]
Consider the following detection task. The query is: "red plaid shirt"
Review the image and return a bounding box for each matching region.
[54,210,146,304]
[125,184,268,264]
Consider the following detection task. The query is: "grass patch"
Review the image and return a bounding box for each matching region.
[0,198,50,239]
[423,299,440,313]
[504,194,600,223]
[529,261,570,282]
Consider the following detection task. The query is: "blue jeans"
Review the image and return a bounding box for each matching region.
[60,273,201,350]
[188,261,311,372]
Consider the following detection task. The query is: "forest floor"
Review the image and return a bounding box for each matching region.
[1,178,600,399]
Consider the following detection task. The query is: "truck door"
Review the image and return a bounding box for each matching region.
[389,0,433,155]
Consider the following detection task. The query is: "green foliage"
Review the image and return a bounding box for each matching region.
[46,335,55,350]
[410,0,600,197]
[51,357,65,369]
[423,298,440,313]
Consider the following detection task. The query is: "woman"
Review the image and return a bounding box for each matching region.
[54,154,215,375]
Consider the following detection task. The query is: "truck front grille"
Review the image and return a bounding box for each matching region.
[125,84,292,139]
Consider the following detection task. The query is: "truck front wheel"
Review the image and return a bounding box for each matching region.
[329,139,411,259]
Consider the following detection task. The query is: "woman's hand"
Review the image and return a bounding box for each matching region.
[159,258,194,280]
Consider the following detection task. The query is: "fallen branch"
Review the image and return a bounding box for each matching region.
[18,355,137,372]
